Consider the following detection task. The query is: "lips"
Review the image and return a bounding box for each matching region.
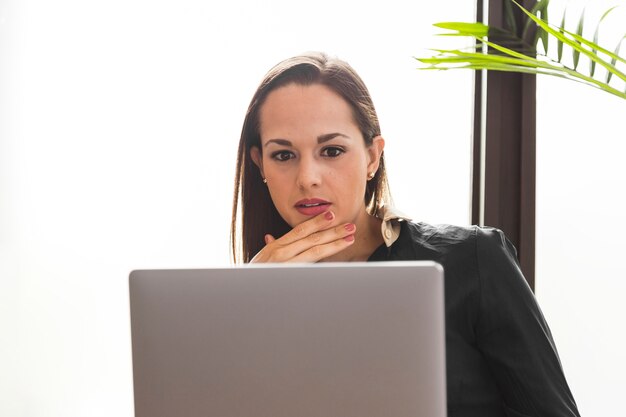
[294,198,332,216]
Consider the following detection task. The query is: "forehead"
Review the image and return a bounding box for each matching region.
[259,83,360,141]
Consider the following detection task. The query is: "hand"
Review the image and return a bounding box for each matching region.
[250,210,356,263]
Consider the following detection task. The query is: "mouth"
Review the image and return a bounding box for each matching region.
[294,199,332,216]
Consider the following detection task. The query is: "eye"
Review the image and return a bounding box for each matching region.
[270,150,295,162]
[321,146,345,158]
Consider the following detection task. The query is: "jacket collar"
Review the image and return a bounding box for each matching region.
[376,205,412,247]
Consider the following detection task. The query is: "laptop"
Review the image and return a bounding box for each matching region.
[129,261,446,417]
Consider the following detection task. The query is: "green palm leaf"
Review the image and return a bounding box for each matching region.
[591,6,619,77]
[557,10,566,62]
[416,0,626,101]
[607,34,626,84]
[573,8,585,70]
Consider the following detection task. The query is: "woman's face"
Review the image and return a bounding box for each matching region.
[250,83,384,229]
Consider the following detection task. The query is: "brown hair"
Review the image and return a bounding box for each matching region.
[230,51,391,263]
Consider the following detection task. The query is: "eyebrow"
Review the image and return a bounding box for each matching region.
[264,132,350,148]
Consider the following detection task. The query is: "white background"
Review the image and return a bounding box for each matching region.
[2,0,623,415]
[535,1,626,416]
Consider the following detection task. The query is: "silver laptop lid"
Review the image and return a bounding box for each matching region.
[129,261,446,417]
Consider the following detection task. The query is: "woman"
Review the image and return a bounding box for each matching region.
[231,52,580,417]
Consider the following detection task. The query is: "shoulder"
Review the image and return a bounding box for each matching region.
[402,221,516,258]
[382,221,481,278]
[384,220,521,278]
[399,221,477,257]
[395,222,523,281]
[404,221,475,241]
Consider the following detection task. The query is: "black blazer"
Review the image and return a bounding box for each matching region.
[368,221,580,417]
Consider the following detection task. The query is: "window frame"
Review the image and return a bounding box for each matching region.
[472,0,537,290]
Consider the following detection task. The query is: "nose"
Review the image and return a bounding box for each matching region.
[296,156,322,190]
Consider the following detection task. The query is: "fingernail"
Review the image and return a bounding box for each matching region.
[344,223,355,232]
[264,235,269,244]
[344,235,355,242]
[324,211,334,220]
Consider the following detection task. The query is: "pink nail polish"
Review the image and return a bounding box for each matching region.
[344,224,355,232]
[324,211,334,220]
[344,235,355,242]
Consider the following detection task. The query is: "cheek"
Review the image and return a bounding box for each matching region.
[267,181,287,207]
[346,159,368,184]
[265,177,296,224]
[340,170,367,202]
[263,162,285,192]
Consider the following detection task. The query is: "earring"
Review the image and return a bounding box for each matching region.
[262,178,267,184]
[367,172,375,181]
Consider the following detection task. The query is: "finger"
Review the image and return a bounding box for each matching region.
[251,225,353,264]
[270,223,356,261]
[287,234,356,263]
[279,210,336,245]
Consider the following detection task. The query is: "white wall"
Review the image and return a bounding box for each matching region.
[535,1,626,416]
[0,1,474,415]
[537,82,626,416]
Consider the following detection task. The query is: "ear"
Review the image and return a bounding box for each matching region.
[250,146,265,178]
[366,136,385,175]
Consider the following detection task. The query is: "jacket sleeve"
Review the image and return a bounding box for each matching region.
[474,227,580,417]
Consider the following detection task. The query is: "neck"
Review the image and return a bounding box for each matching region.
[320,209,384,263]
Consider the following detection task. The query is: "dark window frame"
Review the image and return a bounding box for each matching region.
[472,0,537,290]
